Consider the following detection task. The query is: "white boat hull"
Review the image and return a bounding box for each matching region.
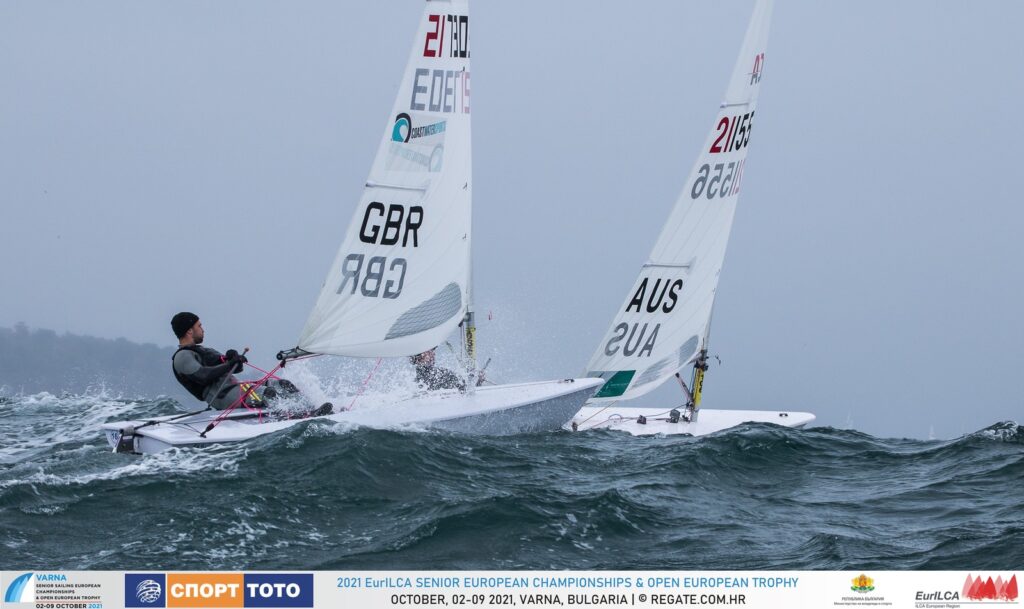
[566,405,815,437]
[102,378,602,454]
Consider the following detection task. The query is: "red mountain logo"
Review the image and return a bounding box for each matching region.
[963,574,1018,601]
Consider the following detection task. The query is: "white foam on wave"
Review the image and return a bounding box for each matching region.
[973,421,1022,442]
[295,419,361,439]
[0,392,161,463]
[0,443,249,490]
[172,504,284,568]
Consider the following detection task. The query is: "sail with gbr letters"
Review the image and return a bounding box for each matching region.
[100,0,608,455]
[298,1,473,358]
[585,0,773,402]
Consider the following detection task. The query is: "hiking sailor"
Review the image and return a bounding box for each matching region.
[410,347,485,392]
[170,311,331,415]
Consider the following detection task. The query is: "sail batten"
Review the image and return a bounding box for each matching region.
[296,0,474,358]
[643,262,693,270]
[585,0,773,402]
[365,181,430,192]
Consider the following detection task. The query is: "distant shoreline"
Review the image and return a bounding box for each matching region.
[0,323,185,399]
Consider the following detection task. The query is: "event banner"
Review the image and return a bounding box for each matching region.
[1,571,1019,609]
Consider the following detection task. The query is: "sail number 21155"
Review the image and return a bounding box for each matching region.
[710,111,754,154]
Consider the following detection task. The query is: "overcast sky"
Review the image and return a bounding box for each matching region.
[2,1,1021,439]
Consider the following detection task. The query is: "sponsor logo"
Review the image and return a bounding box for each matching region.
[138,579,163,603]
[851,574,875,593]
[833,573,888,607]
[964,574,1018,601]
[4,572,35,603]
[126,574,167,608]
[392,113,412,142]
[244,574,314,608]
[167,573,244,608]
[388,113,446,172]
[914,573,1018,604]
[392,113,447,143]
[123,573,313,608]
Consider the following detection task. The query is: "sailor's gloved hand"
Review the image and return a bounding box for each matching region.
[225,349,248,373]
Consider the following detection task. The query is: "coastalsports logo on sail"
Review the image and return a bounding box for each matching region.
[393,113,412,142]
[4,572,35,603]
[389,113,447,173]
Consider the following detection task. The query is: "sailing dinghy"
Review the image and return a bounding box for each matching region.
[567,0,813,436]
[103,0,600,454]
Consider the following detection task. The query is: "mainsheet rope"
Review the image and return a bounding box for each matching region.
[199,353,320,437]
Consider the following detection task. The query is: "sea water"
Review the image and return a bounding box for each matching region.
[0,392,1021,570]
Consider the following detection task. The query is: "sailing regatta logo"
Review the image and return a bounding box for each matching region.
[963,574,1018,601]
[915,574,1018,603]
[851,574,875,593]
[4,572,35,603]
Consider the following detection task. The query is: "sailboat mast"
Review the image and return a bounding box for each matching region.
[689,301,716,410]
[464,178,478,394]
[463,310,477,394]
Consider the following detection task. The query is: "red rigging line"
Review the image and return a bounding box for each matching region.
[200,362,285,436]
[347,358,383,411]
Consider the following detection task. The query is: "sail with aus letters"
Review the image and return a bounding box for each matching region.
[572,0,815,435]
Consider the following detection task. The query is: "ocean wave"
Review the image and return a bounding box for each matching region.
[0,395,1021,570]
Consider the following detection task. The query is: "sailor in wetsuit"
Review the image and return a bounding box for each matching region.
[170,312,331,415]
[410,348,485,392]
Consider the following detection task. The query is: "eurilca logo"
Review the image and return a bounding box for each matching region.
[5,572,35,603]
[964,574,1018,601]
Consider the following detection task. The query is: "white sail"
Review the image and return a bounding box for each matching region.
[298,1,473,357]
[586,0,773,401]
[100,0,608,455]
